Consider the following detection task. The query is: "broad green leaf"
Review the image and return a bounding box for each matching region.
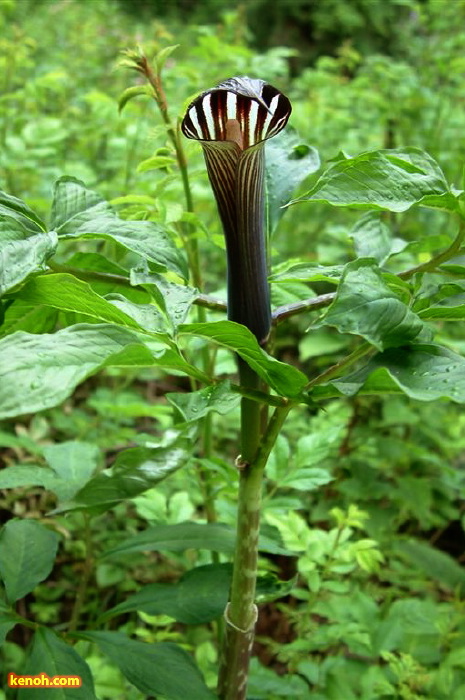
[0,300,58,336]
[19,627,96,699]
[270,262,343,284]
[167,379,240,422]
[50,177,187,279]
[78,632,214,700]
[0,190,46,232]
[0,465,59,491]
[350,212,406,265]
[394,539,465,593]
[0,324,159,420]
[265,127,320,234]
[319,259,426,350]
[0,519,59,603]
[291,147,454,213]
[104,563,232,624]
[130,266,197,329]
[248,658,310,698]
[419,304,465,320]
[0,218,57,294]
[102,521,291,559]
[103,294,168,334]
[180,321,308,397]
[42,441,100,500]
[313,343,465,403]
[15,274,146,330]
[61,435,191,511]
[103,565,292,625]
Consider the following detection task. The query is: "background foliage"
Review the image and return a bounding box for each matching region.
[1,0,465,698]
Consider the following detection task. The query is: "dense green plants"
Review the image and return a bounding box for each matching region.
[2,2,465,699]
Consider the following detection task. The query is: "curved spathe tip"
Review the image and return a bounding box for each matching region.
[181,76,291,151]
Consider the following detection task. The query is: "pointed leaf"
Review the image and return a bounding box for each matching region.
[350,212,406,264]
[0,191,46,232]
[0,520,59,603]
[118,85,152,113]
[0,218,57,294]
[292,148,454,213]
[19,627,96,699]
[155,44,180,71]
[51,177,187,279]
[78,632,214,699]
[320,259,427,350]
[0,324,163,420]
[166,379,240,422]
[104,563,232,624]
[15,274,149,331]
[42,441,100,500]
[130,266,197,329]
[265,127,320,234]
[102,521,291,559]
[180,320,308,397]
[62,436,191,511]
[313,343,465,403]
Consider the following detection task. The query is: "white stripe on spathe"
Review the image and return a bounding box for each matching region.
[248,100,259,145]
[188,106,201,138]
[202,93,215,139]
[226,91,237,121]
[261,94,280,136]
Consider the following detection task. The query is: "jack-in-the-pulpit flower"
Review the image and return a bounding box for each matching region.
[182,77,291,344]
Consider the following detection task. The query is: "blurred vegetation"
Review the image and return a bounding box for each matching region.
[2,0,465,698]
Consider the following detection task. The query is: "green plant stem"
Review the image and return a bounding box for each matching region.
[68,514,93,633]
[217,393,291,699]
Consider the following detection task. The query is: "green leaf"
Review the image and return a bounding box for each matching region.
[395,539,465,593]
[0,519,59,603]
[0,464,60,491]
[418,304,465,320]
[102,521,291,559]
[78,632,215,699]
[319,259,426,350]
[265,127,320,234]
[155,44,180,71]
[270,262,343,284]
[62,435,191,511]
[50,177,187,279]
[42,441,100,500]
[167,380,240,422]
[350,212,406,265]
[180,321,308,397]
[137,155,177,173]
[0,324,160,420]
[313,343,465,403]
[19,627,96,699]
[130,266,197,329]
[291,147,454,213]
[0,300,58,337]
[0,599,18,644]
[0,218,57,294]
[0,190,46,232]
[104,563,232,624]
[15,274,148,330]
[118,85,151,113]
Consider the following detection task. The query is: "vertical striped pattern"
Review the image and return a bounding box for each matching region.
[182,78,291,149]
[181,77,291,343]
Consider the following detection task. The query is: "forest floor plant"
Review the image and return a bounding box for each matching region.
[2,47,465,699]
